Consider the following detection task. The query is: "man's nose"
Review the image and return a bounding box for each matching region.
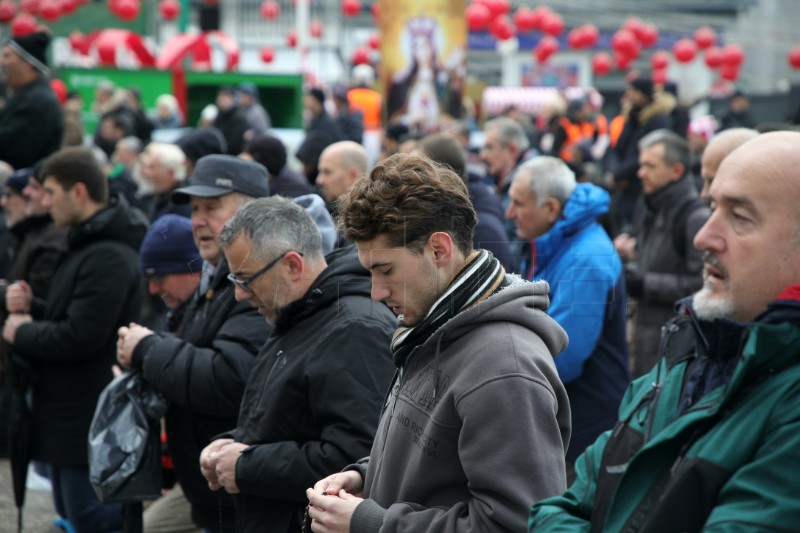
[370,282,390,303]
[234,285,251,302]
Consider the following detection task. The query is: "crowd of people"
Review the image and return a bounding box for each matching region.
[0,29,799,533]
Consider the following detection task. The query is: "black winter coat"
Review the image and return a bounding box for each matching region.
[131,259,270,530]
[228,247,396,533]
[0,77,64,169]
[295,112,346,182]
[214,107,250,157]
[13,197,147,466]
[8,214,68,299]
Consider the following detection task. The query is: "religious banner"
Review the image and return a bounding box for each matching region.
[379,0,467,132]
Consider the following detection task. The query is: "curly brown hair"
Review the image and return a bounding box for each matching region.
[337,153,476,254]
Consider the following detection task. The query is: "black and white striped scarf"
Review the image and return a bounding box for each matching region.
[390,249,507,368]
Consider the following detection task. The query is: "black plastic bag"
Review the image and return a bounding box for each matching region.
[88,371,167,503]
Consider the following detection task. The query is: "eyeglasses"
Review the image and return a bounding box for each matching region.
[226,250,302,292]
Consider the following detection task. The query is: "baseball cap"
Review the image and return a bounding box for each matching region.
[171,154,269,204]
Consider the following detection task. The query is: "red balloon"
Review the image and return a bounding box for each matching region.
[704,46,723,68]
[694,26,716,49]
[352,46,369,65]
[466,3,491,32]
[614,51,633,71]
[159,0,179,21]
[481,0,510,18]
[651,50,669,70]
[638,23,659,48]
[541,12,564,36]
[529,6,550,32]
[672,38,697,63]
[310,19,323,38]
[260,46,275,63]
[513,6,537,33]
[622,17,643,39]
[719,63,739,81]
[581,24,600,48]
[286,29,297,48]
[19,0,39,15]
[592,52,612,75]
[370,2,378,22]
[367,33,380,50]
[39,0,60,22]
[652,68,668,85]
[68,30,85,52]
[789,45,800,70]
[114,0,140,21]
[567,28,584,50]
[62,0,78,14]
[721,43,744,67]
[533,47,548,63]
[534,36,559,63]
[260,0,279,20]
[341,0,360,17]
[10,13,37,36]
[611,29,639,59]
[0,0,17,23]
[490,15,515,41]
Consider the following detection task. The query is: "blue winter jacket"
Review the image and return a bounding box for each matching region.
[528,183,631,461]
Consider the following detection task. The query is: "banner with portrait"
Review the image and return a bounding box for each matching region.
[378,0,467,133]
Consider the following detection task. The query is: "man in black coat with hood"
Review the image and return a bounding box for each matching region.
[199,197,396,532]
[3,147,147,532]
[0,32,64,169]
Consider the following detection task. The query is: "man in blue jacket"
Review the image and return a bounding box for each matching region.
[506,156,631,470]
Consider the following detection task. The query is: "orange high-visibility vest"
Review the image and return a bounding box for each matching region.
[558,117,596,162]
[595,113,609,136]
[348,88,382,130]
[609,114,626,148]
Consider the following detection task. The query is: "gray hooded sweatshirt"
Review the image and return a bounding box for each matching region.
[349,278,572,532]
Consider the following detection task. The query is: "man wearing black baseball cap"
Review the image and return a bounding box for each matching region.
[116,154,271,531]
[0,31,64,169]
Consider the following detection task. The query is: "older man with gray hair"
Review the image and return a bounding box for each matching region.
[481,116,536,262]
[507,156,630,471]
[116,155,271,531]
[199,196,396,532]
[140,141,190,221]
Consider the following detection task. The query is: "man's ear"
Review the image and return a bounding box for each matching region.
[671,162,686,182]
[347,167,360,188]
[284,250,305,282]
[427,232,455,265]
[545,197,563,223]
[71,181,90,203]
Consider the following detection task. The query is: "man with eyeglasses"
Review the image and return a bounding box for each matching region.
[198,196,396,532]
[116,155,271,532]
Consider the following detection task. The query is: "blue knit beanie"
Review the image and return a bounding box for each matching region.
[139,214,201,277]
